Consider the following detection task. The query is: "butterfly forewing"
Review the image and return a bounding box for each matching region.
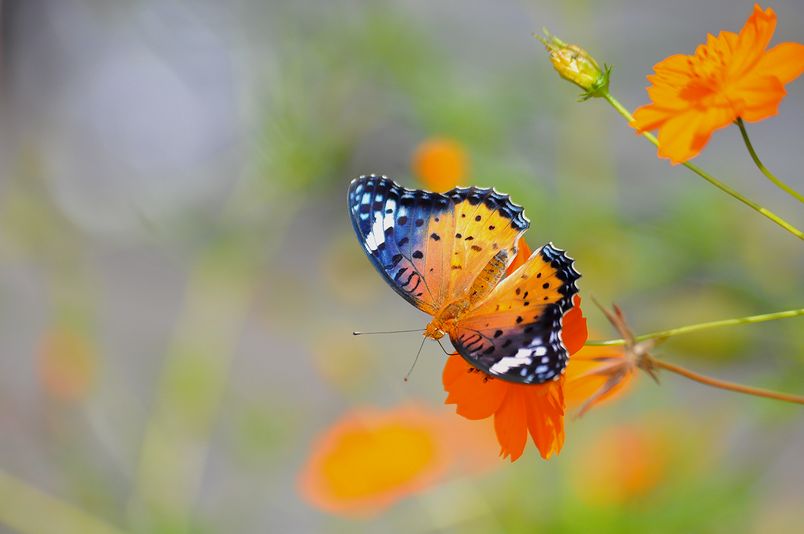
[450,243,581,384]
[445,188,529,301]
[348,176,447,314]
[348,175,531,317]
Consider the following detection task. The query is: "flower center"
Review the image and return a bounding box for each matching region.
[681,46,730,103]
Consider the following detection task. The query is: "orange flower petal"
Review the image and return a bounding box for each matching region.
[565,344,634,413]
[730,4,776,77]
[493,388,529,461]
[443,355,507,420]
[631,104,678,132]
[753,42,804,84]
[505,238,532,276]
[525,380,565,459]
[442,350,468,388]
[651,54,695,87]
[561,295,588,356]
[444,353,568,461]
[731,75,785,122]
[656,110,708,164]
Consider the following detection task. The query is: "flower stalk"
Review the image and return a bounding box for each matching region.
[736,118,804,203]
[647,357,804,405]
[601,91,804,240]
[586,307,804,346]
[591,301,804,406]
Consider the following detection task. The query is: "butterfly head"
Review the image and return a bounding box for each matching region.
[423,321,446,340]
[424,299,470,340]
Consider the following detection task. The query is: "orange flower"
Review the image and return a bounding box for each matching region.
[569,423,669,506]
[412,138,468,191]
[38,326,97,402]
[631,4,804,163]
[442,238,589,461]
[299,405,452,517]
[564,342,635,417]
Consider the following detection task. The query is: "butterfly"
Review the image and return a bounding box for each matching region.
[348,175,580,384]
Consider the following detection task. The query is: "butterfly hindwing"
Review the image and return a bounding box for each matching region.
[348,175,530,316]
[450,243,581,384]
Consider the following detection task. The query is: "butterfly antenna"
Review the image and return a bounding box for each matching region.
[403,336,427,383]
[353,328,424,336]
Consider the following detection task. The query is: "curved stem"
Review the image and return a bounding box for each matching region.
[586,308,804,347]
[602,92,804,240]
[648,357,804,405]
[736,118,804,203]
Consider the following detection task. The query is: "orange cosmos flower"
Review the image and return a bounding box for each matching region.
[442,240,589,461]
[564,341,635,417]
[632,4,804,163]
[569,423,670,506]
[299,405,451,517]
[412,138,468,191]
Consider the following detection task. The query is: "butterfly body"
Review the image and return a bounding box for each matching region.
[348,175,580,384]
[422,249,510,340]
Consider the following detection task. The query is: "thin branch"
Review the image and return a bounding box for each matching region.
[586,308,804,346]
[649,357,804,405]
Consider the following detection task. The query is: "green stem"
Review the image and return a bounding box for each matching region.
[586,308,804,347]
[736,118,804,203]
[602,92,804,240]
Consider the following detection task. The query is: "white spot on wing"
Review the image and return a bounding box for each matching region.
[383,199,396,230]
[490,348,533,374]
[365,212,385,252]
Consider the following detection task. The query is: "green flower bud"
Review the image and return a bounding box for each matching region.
[538,30,611,101]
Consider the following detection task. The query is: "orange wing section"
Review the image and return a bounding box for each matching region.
[450,243,581,384]
[442,187,529,304]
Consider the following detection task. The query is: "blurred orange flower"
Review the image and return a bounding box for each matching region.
[565,343,635,417]
[442,241,588,462]
[298,405,450,517]
[38,327,97,402]
[632,4,804,163]
[412,138,468,191]
[570,423,669,506]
